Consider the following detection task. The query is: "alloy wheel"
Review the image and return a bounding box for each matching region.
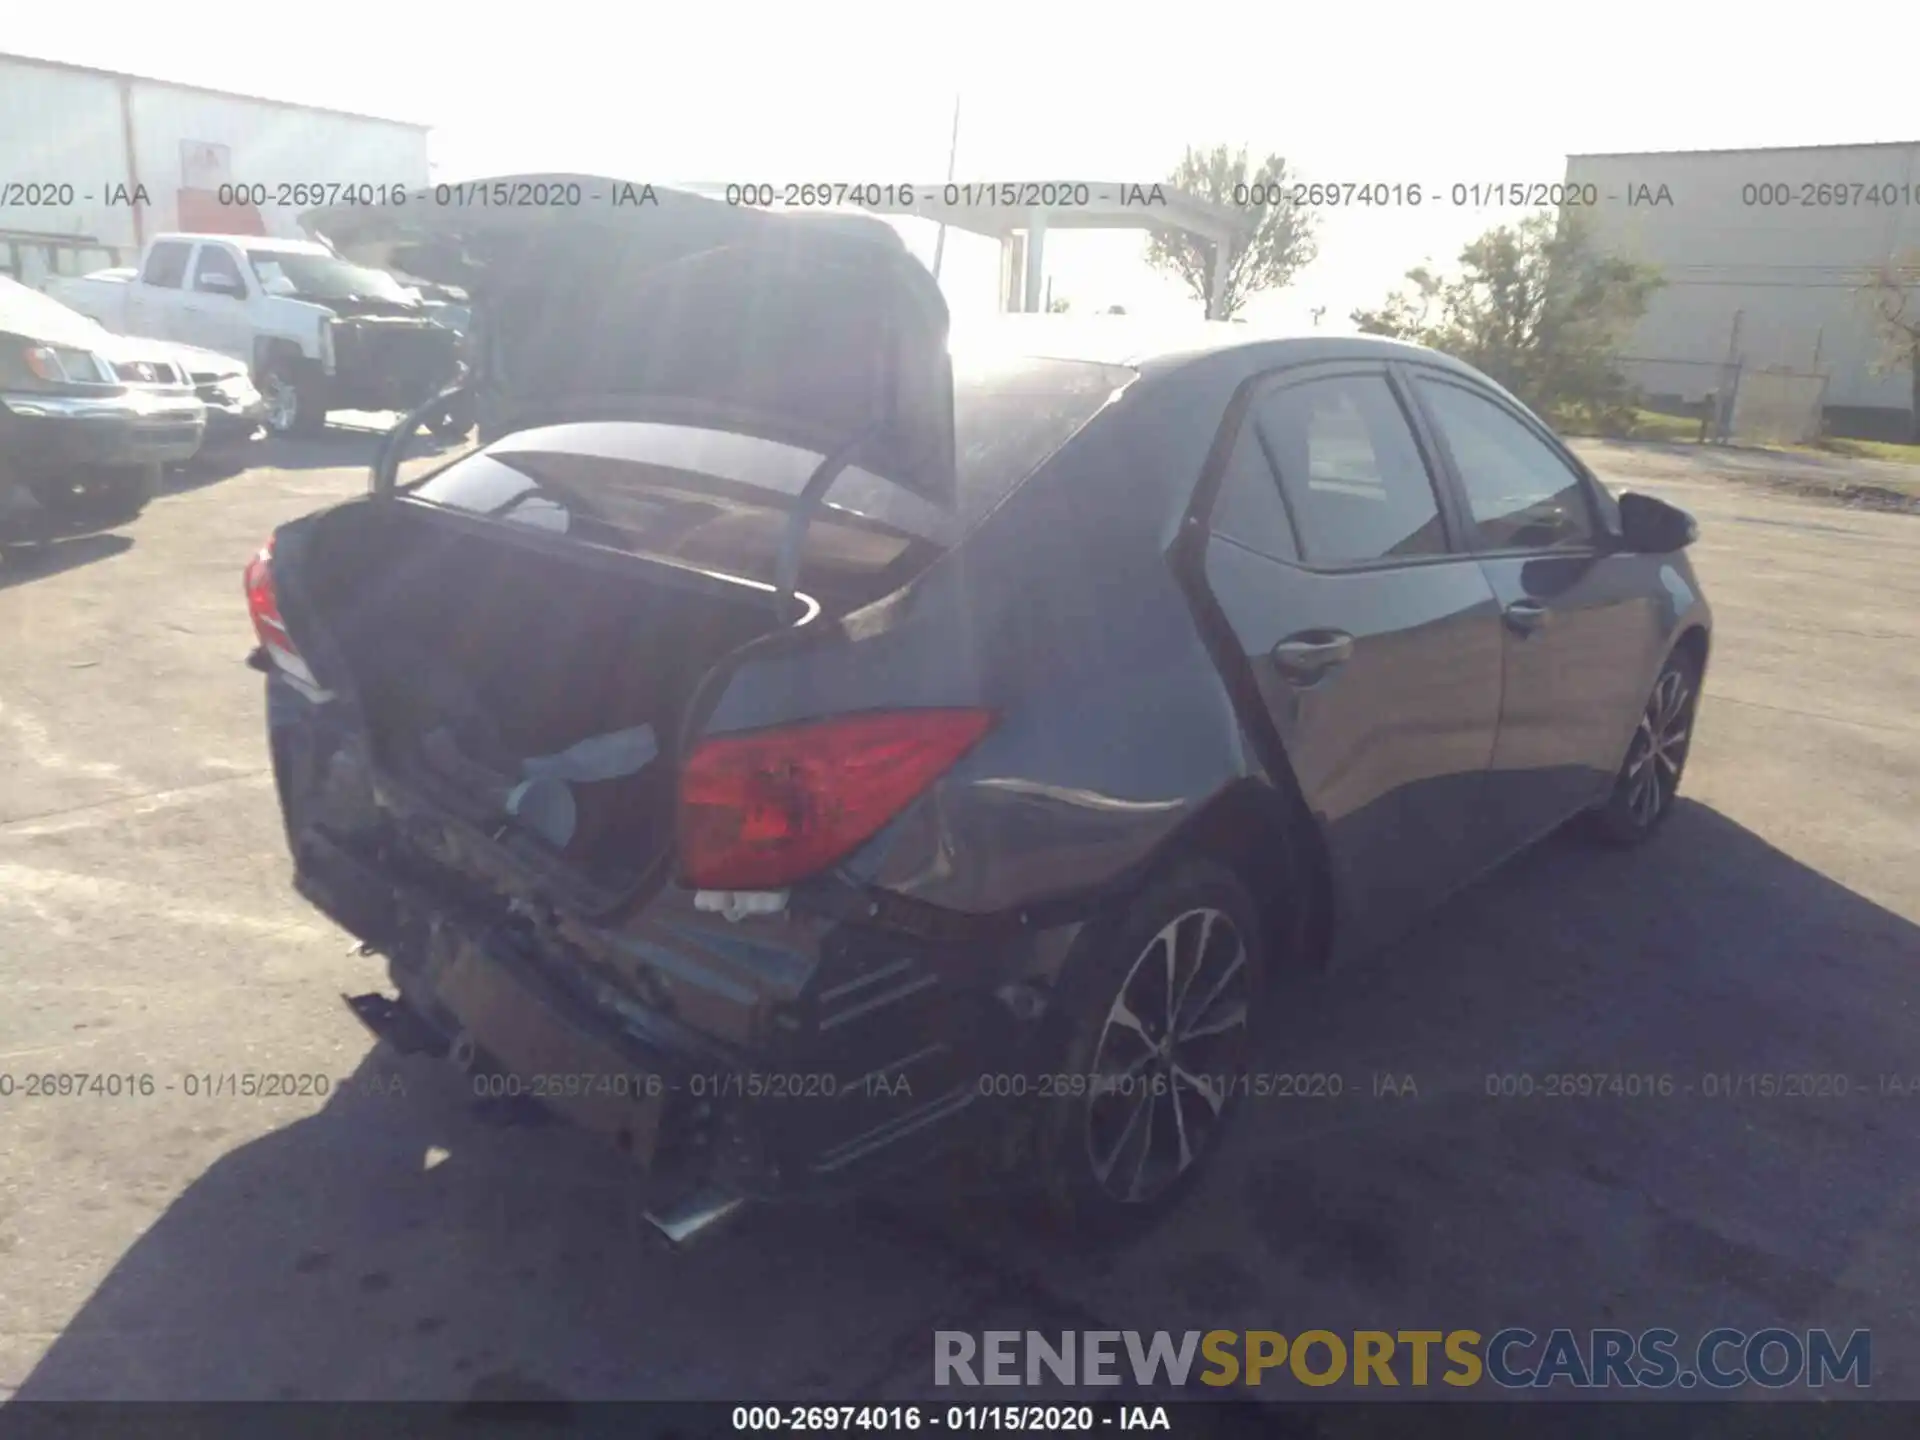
[1083,906,1250,1205]
[1623,667,1694,828]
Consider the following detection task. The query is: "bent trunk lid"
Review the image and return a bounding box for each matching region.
[301,176,957,508]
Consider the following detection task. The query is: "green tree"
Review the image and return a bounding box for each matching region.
[1146,144,1316,321]
[1861,251,1920,441]
[1047,295,1072,313]
[1352,212,1663,428]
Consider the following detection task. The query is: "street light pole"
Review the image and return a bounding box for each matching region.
[932,94,960,283]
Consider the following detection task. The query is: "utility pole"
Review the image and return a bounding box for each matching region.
[932,93,960,283]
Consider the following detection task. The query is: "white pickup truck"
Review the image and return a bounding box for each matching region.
[46,233,465,438]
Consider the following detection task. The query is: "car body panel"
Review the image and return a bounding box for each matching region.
[700,349,1255,918]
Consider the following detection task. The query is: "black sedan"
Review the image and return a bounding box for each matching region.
[254,182,1709,1240]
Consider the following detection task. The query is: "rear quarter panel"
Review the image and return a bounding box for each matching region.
[698,356,1266,918]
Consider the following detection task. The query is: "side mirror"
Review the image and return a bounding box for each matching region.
[1617,491,1698,553]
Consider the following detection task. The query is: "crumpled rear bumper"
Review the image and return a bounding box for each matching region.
[268,671,1065,1208]
[295,825,770,1207]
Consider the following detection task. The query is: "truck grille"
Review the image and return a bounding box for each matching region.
[333,321,458,389]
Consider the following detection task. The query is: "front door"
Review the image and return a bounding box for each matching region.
[180,244,254,362]
[1201,364,1505,960]
[1405,370,1664,853]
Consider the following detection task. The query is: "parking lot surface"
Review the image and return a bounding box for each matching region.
[2,432,1917,1401]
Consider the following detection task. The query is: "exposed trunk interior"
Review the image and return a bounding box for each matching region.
[288,498,795,890]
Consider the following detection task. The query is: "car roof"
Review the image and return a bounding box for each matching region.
[948,313,1482,380]
[154,233,334,255]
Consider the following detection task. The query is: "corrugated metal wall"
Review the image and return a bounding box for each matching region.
[0,56,429,284]
[1565,145,1920,414]
[0,60,134,278]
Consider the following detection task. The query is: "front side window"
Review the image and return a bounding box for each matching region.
[1416,379,1598,552]
[140,241,192,289]
[1255,374,1447,565]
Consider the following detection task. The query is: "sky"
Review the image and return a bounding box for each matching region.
[8,0,1915,327]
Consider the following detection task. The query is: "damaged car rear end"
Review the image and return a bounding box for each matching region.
[259,182,1156,1237]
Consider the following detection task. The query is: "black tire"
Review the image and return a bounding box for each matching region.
[81,462,160,526]
[25,463,157,527]
[1034,858,1267,1239]
[260,357,327,438]
[1,465,53,547]
[1584,648,1702,846]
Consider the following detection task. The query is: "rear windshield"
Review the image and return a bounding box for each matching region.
[404,354,1132,585]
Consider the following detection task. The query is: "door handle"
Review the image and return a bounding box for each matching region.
[1504,599,1552,635]
[1271,629,1354,681]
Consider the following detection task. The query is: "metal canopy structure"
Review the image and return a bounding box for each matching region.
[853,182,1255,316]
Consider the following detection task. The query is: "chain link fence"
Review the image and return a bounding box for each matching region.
[1616,354,1831,446]
[1726,366,1831,446]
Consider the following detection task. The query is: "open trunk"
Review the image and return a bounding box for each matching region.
[283,496,801,893]
[273,180,968,899]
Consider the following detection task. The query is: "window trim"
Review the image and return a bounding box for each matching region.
[1398,364,1613,559]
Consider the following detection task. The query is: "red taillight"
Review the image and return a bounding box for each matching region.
[243,537,292,654]
[678,709,996,890]
[244,535,324,695]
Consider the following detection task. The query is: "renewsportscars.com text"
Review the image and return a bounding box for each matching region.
[934,1328,1870,1390]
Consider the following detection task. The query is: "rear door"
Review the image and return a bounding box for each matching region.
[1200,363,1505,960]
[1403,367,1663,852]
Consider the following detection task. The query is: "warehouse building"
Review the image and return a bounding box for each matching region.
[1565,142,1920,439]
[0,51,430,286]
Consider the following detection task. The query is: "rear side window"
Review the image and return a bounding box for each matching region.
[1255,375,1446,565]
[140,242,191,289]
[1208,416,1298,562]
